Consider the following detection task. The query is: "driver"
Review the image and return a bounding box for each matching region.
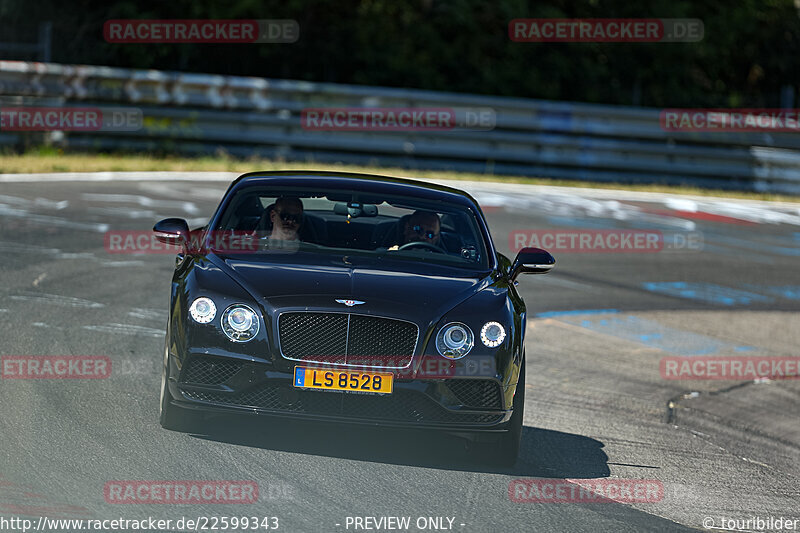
[253,196,304,242]
[389,210,441,250]
[269,196,304,241]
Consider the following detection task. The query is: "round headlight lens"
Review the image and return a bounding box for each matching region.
[227,308,253,332]
[189,297,216,324]
[480,321,506,347]
[221,304,259,342]
[436,322,474,359]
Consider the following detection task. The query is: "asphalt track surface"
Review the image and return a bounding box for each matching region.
[1,172,798,532]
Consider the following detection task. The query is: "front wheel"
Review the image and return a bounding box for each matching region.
[159,344,197,432]
[472,357,525,467]
[496,357,524,465]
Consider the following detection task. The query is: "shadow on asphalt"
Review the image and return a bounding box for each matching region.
[186,414,609,477]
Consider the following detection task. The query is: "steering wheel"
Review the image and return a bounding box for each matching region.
[397,241,447,253]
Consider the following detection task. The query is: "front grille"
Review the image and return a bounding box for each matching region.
[278,313,348,364]
[182,384,501,425]
[445,380,503,409]
[278,312,418,367]
[182,357,243,385]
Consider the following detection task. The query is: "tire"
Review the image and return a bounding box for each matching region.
[473,357,525,467]
[496,356,525,466]
[159,343,197,432]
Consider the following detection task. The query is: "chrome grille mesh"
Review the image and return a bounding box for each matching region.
[278,312,418,367]
[279,312,348,364]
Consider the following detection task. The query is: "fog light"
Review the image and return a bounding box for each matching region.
[480,321,506,347]
[189,297,216,324]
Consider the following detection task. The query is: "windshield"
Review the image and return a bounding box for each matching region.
[212,185,491,271]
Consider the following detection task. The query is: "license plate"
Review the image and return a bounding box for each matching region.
[293,366,393,395]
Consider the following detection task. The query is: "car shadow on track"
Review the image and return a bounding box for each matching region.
[186,415,609,477]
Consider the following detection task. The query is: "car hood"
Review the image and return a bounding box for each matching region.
[207,254,491,325]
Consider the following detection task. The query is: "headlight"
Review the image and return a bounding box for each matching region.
[189,297,216,324]
[221,304,259,342]
[436,322,474,359]
[480,321,506,347]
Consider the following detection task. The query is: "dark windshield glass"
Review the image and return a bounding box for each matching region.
[213,185,491,270]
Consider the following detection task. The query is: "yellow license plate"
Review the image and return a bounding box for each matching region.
[293,366,393,395]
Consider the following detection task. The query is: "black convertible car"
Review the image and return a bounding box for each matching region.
[155,171,554,465]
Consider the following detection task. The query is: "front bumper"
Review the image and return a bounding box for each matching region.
[168,354,513,432]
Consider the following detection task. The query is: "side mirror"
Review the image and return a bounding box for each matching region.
[510,247,555,281]
[153,218,190,246]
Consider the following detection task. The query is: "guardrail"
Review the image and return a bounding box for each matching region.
[1,60,799,194]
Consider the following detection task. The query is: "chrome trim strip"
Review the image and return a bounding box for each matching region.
[276,310,420,369]
[523,263,554,270]
[344,314,351,365]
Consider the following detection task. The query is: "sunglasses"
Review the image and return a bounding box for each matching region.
[276,211,302,224]
[411,225,438,239]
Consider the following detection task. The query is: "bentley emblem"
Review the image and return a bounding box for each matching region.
[335,299,365,307]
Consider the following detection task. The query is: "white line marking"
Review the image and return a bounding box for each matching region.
[86,206,159,219]
[0,204,109,232]
[81,193,200,215]
[100,260,146,267]
[83,323,164,337]
[128,308,169,321]
[11,292,105,309]
[0,241,61,255]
